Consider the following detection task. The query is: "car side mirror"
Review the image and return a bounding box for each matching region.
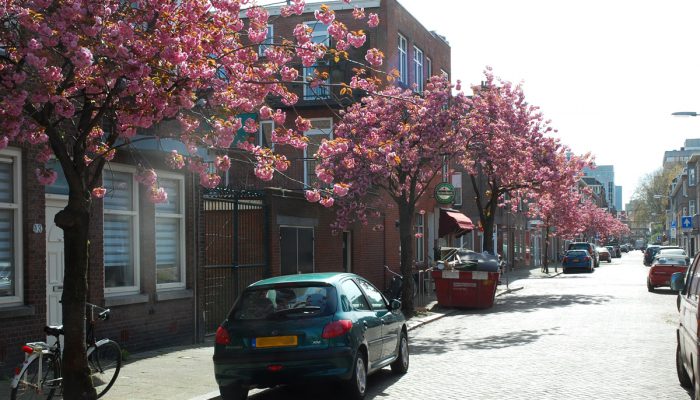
[390,299,402,311]
[670,272,685,292]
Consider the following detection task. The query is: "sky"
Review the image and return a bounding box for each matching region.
[394,0,700,208]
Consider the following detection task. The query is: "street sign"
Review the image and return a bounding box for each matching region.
[434,183,455,204]
[657,235,662,242]
[671,220,677,228]
[671,227,677,239]
[682,216,693,231]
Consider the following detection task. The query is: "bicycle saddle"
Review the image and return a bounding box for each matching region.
[44,325,64,336]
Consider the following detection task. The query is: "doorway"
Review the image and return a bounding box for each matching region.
[46,197,67,340]
[280,227,314,275]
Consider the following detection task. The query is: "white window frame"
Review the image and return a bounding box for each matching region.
[0,147,23,306]
[398,34,408,84]
[451,173,463,206]
[415,213,424,262]
[303,118,334,188]
[413,46,424,92]
[440,69,449,81]
[155,171,186,290]
[103,164,140,296]
[306,21,330,46]
[258,24,274,56]
[303,60,330,100]
[426,57,432,81]
[690,166,697,187]
[691,200,697,217]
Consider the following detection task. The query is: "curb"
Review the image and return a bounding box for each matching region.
[495,286,524,297]
[407,309,459,332]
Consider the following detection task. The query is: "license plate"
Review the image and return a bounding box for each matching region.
[253,336,298,348]
[572,259,579,262]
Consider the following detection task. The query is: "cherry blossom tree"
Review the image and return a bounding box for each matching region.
[463,68,576,254]
[310,75,472,313]
[0,0,381,396]
[527,151,591,273]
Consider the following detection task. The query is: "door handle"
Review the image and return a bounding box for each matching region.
[53,286,63,292]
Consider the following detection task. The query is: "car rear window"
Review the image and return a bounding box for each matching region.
[569,243,591,251]
[655,257,688,266]
[658,249,685,256]
[566,250,588,257]
[230,285,337,320]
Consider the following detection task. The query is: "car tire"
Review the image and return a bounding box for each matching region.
[219,384,248,400]
[647,280,654,293]
[391,332,409,374]
[677,343,693,389]
[344,350,367,400]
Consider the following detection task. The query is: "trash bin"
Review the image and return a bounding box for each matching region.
[431,269,499,309]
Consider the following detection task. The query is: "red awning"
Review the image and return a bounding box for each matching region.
[439,209,475,237]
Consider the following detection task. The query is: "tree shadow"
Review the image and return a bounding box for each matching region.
[486,293,613,315]
[410,327,562,355]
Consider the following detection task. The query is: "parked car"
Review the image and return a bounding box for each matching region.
[213,272,409,400]
[567,242,599,267]
[655,247,690,266]
[598,247,612,263]
[648,255,689,292]
[562,250,594,273]
[643,245,661,266]
[670,256,700,394]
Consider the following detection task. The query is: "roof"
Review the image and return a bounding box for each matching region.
[249,272,354,287]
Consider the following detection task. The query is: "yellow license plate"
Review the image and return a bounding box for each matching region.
[254,336,298,348]
[572,259,579,262]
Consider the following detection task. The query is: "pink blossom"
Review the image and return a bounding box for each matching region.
[364,48,383,67]
[149,186,169,203]
[199,173,221,189]
[136,169,158,186]
[215,155,231,171]
[414,233,423,238]
[305,190,321,202]
[92,187,107,199]
[352,7,365,19]
[167,151,186,170]
[367,13,379,27]
[71,47,93,68]
[295,117,312,132]
[419,209,426,215]
[35,168,57,186]
[280,66,299,82]
[333,183,350,197]
[272,110,286,125]
[320,197,334,207]
[347,32,366,48]
[255,166,274,181]
[259,106,273,120]
[314,5,336,25]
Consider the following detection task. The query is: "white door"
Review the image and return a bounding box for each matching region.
[46,197,67,340]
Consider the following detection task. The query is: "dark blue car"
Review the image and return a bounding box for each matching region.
[562,250,594,273]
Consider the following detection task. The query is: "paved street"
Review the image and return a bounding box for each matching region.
[247,251,691,400]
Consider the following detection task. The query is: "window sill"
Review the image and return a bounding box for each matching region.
[104,293,149,307]
[0,304,36,319]
[156,289,193,302]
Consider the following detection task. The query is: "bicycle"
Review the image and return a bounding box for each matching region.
[10,302,122,399]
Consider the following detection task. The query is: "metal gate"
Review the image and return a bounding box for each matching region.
[201,188,269,334]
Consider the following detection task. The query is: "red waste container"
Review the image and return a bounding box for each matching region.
[431,270,499,309]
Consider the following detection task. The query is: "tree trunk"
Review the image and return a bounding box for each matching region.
[55,194,97,400]
[542,225,550,274]
[398,204,415,315]
[481,212,496,254]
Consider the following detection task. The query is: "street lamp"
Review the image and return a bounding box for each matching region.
[672,111,699,117]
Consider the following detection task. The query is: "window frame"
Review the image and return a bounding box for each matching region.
[426,56,432,81]
[451,172,463,206]
[303,60,331,100]
[690,165,697,187]
[258,120,274,148]
[303,118,334,188]
[155,171,186,291]
[691,200,697,217]
[415,213,424,263]
[0,147,23,306]
[398,33,408,84]
[258,24,274,56]
[413,45,424,92]
[103,164,141,296]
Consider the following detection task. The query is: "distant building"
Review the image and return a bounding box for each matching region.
[615,185,622,212]
[663,139,700,168]
[583,165,615,210]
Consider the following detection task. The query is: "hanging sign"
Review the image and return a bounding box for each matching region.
[435,183,455,204]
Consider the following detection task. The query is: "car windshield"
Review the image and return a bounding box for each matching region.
[658,248,685,256]
[566,250,587,257]
[230,285,337,320]
[654,256,689,266]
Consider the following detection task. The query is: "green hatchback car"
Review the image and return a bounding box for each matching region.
[213,272,409,400]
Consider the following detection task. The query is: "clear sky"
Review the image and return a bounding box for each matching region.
[395,0,700,208]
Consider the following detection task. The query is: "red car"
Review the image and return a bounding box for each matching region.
[647,255,689,292]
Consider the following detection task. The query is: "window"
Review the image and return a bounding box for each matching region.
[398,34,408,84]
[103,167,140,294]
[307,21,329,46]
[691,200,696,217]
[340,280,369,311]
[0,148,22,305]
[691,166,697,187]
[426,57,432,81]
[303,60,330,99]
[280,227,314,275]
[684,181,688,197]
[155,174,186,289]
[258,24,274,56]
[304,118,333,187]
[413,46,424,92]
[415,213,424,262]
[684,207,688,216]
[452,173,463,206]
[258,120,274,148]
[357,279,387,310]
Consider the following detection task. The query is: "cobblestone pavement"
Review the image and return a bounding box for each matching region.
[249,252,692,400]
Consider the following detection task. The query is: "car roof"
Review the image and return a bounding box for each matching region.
[248,272,357,288]
[659,246,682,250]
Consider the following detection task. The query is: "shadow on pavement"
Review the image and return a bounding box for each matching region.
[409,327,562,355]
[486,293,613,315]
[650,288,680,296]
[244,373,406,400]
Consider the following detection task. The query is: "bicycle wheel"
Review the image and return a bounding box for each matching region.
[11,353,60,400]
[88,340,122,398]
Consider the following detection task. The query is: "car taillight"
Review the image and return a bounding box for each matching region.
[583,256,590,261]
[322,320,353,339]
[21,345,33,354]
[215,326,231,345]
[562,257,569,263]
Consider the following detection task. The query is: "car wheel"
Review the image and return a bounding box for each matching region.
[344,350,367,400]
[391,332,409,374]
[219,384,248,400]
[647,280,654,293]
[677,343,693,389]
